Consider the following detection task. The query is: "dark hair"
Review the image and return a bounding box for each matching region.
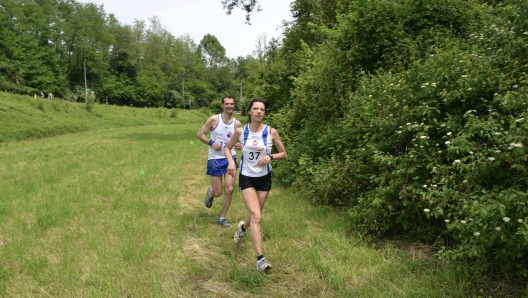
[246,98,268,122]
[222,95,234,104]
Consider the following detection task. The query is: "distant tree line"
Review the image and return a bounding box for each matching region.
[0,0,269,108]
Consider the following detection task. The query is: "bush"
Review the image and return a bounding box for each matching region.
[209,99,223,114]
[272,0,528,276]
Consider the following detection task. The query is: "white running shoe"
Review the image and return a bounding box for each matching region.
[234,221,245,243]
[256,257,271,271]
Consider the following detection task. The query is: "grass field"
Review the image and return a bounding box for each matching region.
[0,93,207,142]
[0,123,474,297]
[0,94,520,297]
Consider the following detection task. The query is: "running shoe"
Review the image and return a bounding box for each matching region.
[204,187,213,208]
[234,221,245,243]
[218,218,232,228]
[256,257,272,271]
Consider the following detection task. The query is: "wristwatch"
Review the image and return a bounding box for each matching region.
[269,154,274,161]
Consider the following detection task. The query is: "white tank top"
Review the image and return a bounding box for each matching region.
[239,124,273,177]
[208,114,237,160]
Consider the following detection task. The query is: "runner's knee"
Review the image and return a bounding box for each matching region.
[250,212,262,224]
[225,183,234,194]
[212,188,223,197]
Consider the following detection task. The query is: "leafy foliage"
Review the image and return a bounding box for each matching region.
[220,0,262,24]
[0,0,249,108]
[268,0,528,277]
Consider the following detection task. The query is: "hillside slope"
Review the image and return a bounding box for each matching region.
[0,92,208,142]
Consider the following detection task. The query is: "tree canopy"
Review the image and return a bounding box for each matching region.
[0,0,268,108]
[220,0,262,24]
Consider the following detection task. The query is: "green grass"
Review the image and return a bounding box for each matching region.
[0,125,466,297]
[0,92,521,297]
[0,92,207,142]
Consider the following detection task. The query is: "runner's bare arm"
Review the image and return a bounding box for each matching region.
[196,116,221,150]
[234,120,243,150]
[271,128,287,160]
[225,127,243,177]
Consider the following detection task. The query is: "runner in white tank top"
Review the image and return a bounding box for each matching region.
[223,98,287,272]
[239,124,273,177]
[196,95,242,227]
[208,114,237,160]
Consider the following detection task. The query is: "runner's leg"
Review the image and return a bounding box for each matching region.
[220,172,236,218]
[242,188,269,256]
[210,175,223,198]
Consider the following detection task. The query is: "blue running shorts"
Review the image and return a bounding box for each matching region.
[206,155,238,176]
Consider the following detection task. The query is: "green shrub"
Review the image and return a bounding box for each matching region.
[209,99,222,114]
[272,0,528,276]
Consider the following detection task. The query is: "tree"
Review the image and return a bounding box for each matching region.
[229,55,265,110]
[220,0,262,24]
[198,34,235,102]
[198,34,228,68]
[177,34,216,108]
[267,0,528,276]
[252,34,268,64]
[0,0,64,95]
[101,16,139,105]
[59,2,113,97]
[0,0,239,108]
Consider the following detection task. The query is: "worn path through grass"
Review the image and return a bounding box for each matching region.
[0,124,466,297]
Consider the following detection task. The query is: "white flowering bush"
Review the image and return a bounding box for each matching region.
[272,0,528,276]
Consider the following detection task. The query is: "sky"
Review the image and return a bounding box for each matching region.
[77,0,293,59]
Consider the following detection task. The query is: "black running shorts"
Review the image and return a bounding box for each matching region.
[239,173,272,192]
